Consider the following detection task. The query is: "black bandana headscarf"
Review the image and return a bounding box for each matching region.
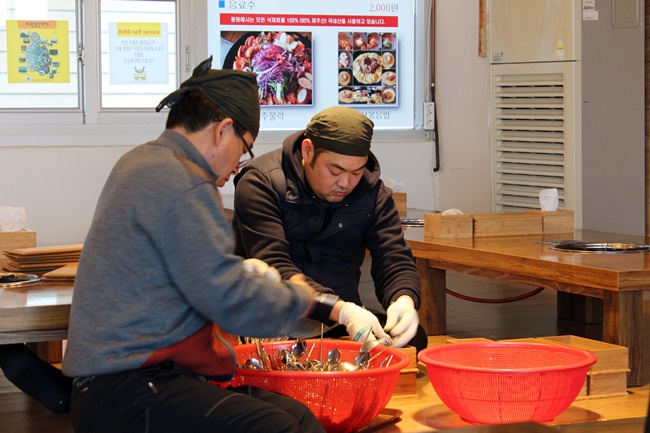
[156,56,261,138]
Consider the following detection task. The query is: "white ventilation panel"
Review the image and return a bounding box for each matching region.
[490,62,577,213]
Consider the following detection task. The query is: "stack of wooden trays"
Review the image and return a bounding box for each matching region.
[2,244,82,272]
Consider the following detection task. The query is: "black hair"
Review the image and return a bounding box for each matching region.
[165,91,246,137]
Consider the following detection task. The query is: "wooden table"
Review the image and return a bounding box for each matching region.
[403,227,650,387]
[0,280,72,345]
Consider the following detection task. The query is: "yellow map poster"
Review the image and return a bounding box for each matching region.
[6,20,70,83]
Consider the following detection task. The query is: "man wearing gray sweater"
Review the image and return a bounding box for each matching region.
[62,57,387,433]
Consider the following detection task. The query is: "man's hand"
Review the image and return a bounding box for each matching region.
[384,295,419,348]
[337,302,390,342]
[242,258,281,282]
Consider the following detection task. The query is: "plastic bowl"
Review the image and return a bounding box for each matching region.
[228,339,409,433]
[418,342,596,424]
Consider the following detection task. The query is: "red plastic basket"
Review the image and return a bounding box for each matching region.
[418,342,597,425]
[227,339,409,433]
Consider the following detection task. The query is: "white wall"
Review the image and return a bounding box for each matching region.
[434,0,492,214]
[0,145,134,245]
[0,2,490,246]
[0,137,439,247]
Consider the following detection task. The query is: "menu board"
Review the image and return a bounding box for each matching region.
[221,31,313,105]
[337,32,397,106]
[207,0,418,131]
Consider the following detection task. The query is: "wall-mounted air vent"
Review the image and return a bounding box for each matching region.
[491,63,577,213]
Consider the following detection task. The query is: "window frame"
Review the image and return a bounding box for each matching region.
[0,0,194,128]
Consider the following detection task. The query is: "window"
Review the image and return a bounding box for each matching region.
[0,0,181,126]
[0,0,80,109]
[0,0,431,137]
[99,0,177,109]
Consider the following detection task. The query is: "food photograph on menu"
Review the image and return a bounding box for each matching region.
[221,31,313,106]
[338,31,397,105]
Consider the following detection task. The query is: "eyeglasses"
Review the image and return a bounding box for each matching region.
[237,133,255,169]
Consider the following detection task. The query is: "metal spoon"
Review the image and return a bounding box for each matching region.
[291,338,307,360]
[353,350,370,369]
[244,358,264,370]
[338,361,359,371]
[326,346,341,371]
[275,348,295,370]
[360,339,380,353]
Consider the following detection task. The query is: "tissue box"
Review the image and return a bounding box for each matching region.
[392,192,407,218]
[525,210,574,234]
[0,229,36,266]
[424,213,473,238]
[473,213,543,237]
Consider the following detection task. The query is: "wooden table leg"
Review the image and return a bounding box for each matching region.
[557,292,603,324]
[26,341,63,363]
[416,257,446,335]
[602,290,643,387]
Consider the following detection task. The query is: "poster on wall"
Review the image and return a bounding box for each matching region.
[221,30,313,105]
[108,22,169,85]
[208,0,415,131]
[337,31,397,106]
[5,20,70,83]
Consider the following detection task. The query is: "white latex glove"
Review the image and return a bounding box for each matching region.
[384,296,419,348]
[338,302,390,342]
[242,258,281,282]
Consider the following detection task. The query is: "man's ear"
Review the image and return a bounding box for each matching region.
[301,138,313,160]
[213,118,234,146]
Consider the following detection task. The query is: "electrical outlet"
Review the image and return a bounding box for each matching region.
[424,102,435,131]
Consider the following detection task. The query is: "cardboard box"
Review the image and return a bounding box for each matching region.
[392,345,417,396]
[537,335,628,373]
[393,368,419,396]
[392,192,407,218]
[424,213,473,238]
[498,337,589,397]
[446,337,493,344]
[502,335,627,398]
[426,335,449,347]
[473,213,543,237]
[398,345,417,369]
[498,338,544,344]
[587,369,629,397]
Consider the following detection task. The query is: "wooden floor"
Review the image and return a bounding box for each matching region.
[0,270,648,432]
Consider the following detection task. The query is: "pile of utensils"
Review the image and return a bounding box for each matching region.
[239,338,394,372]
